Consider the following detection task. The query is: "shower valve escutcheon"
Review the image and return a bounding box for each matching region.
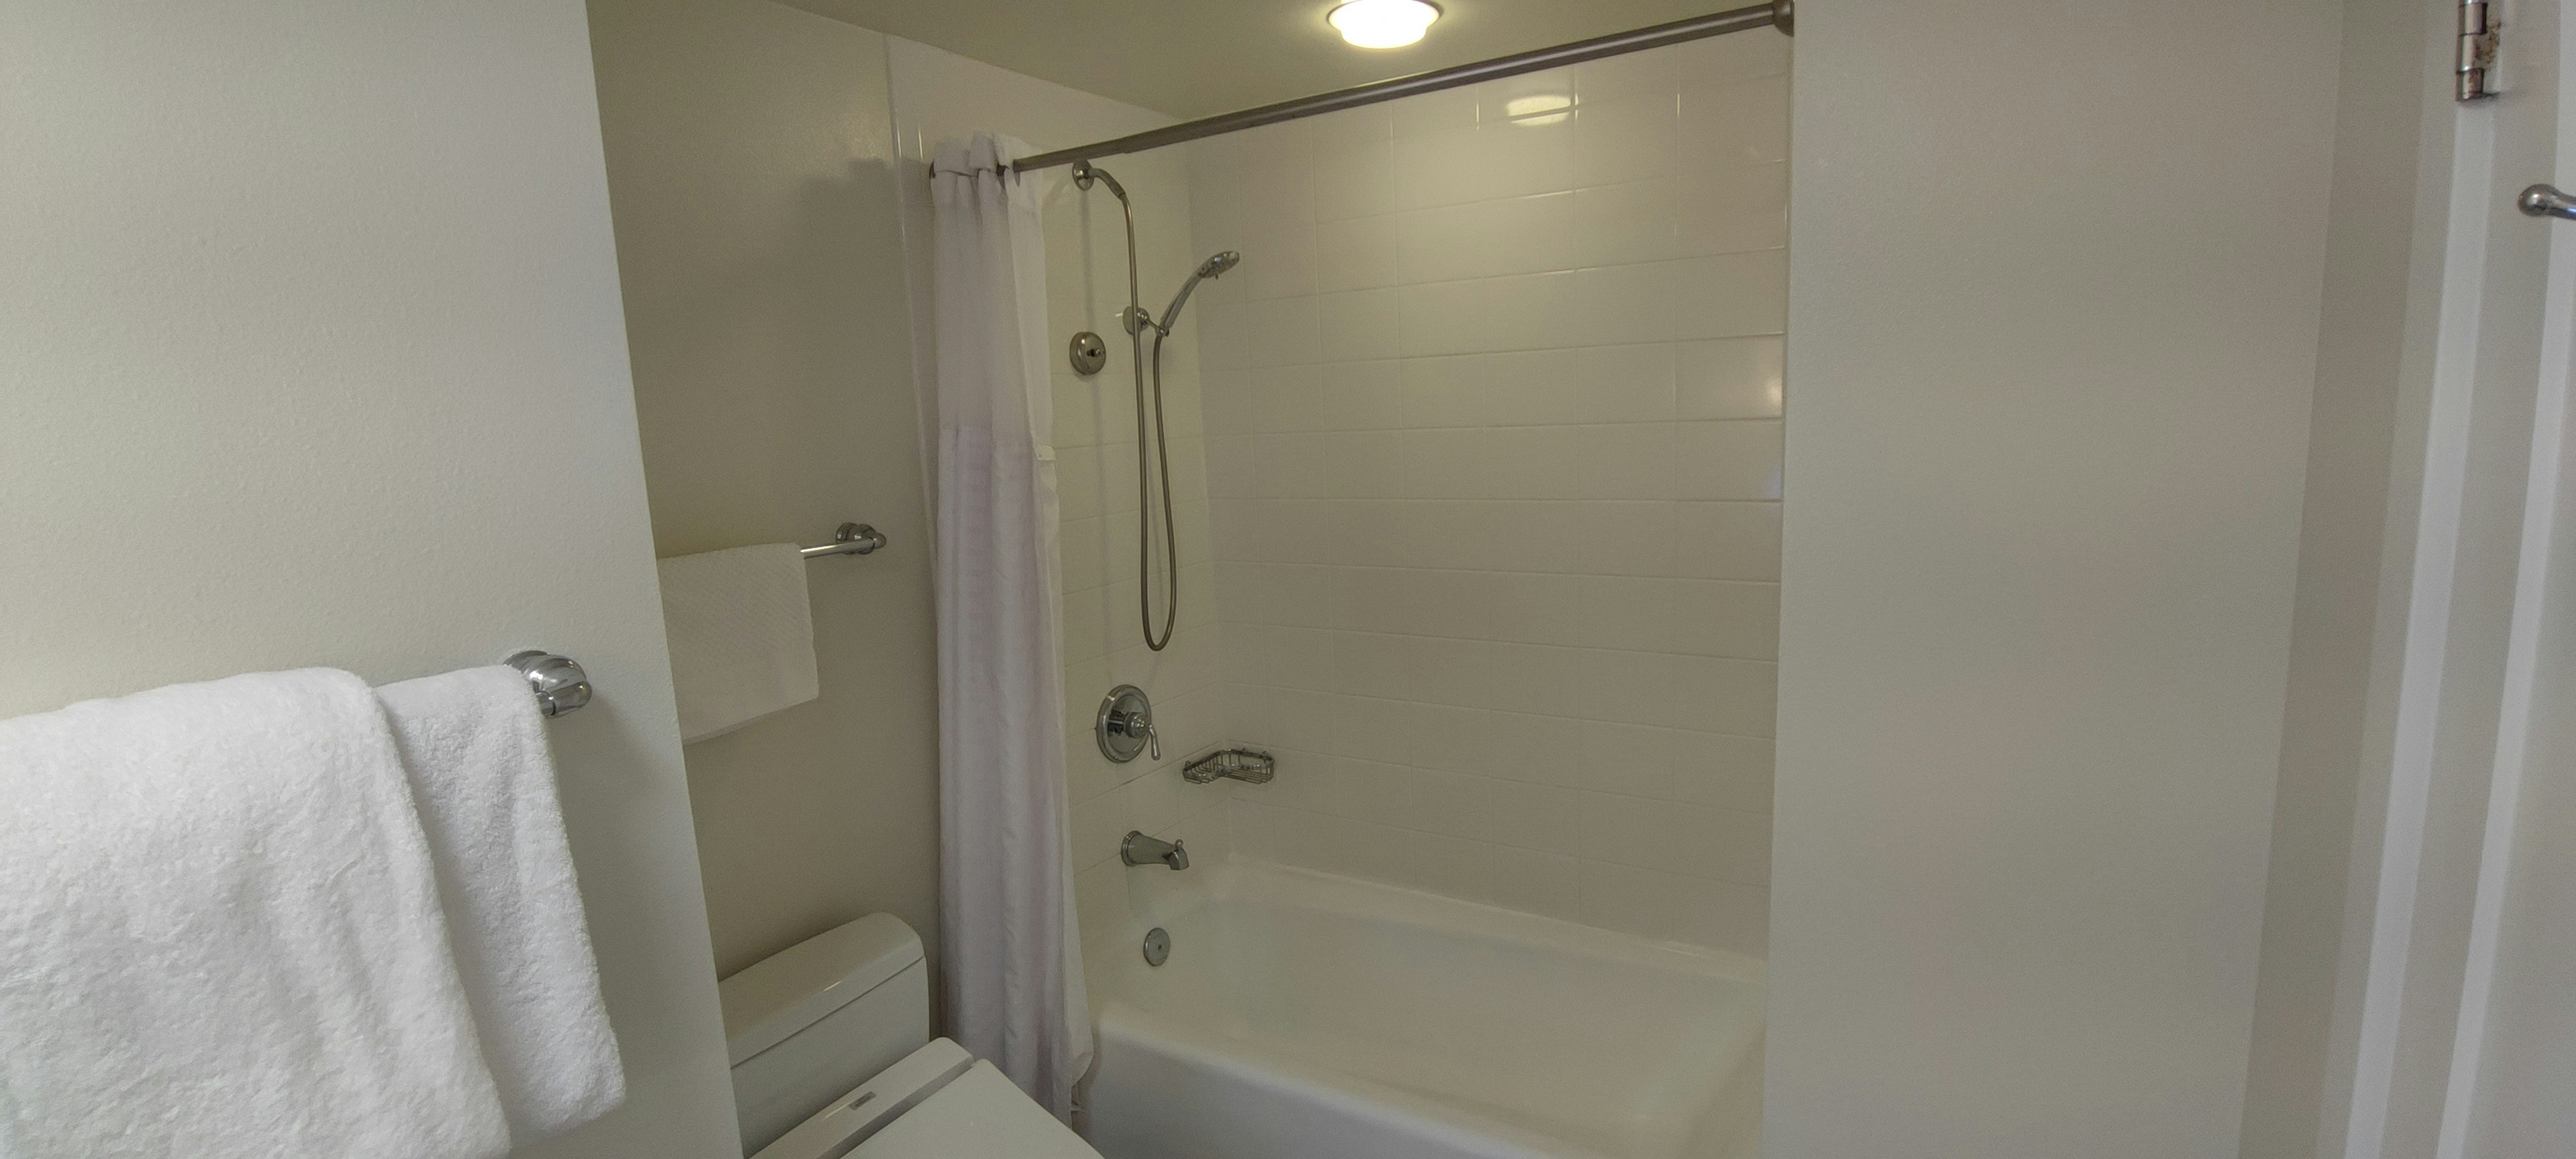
[1097,684,1159,763]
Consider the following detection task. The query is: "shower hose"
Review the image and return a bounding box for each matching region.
[1076,161,1181,652]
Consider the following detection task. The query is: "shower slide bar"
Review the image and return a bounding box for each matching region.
[1008,0,1794,175]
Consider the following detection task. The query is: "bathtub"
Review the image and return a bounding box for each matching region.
[1080,863,1764,1159]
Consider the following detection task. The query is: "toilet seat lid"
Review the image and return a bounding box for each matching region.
[850,1060,1103,1159]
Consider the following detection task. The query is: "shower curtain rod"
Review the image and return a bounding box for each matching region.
[1008,0,1793,174]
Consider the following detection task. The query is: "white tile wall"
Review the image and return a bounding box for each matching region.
[1044,152,1239,949]
[1190,33,1789,955]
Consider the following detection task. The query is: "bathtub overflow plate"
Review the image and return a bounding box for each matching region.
[1142,927,1171,968]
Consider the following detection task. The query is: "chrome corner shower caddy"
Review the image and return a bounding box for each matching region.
[1183,747,1275,785]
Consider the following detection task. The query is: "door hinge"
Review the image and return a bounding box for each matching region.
[2459,0,2500,101]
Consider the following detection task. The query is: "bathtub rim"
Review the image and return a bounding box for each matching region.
[1077,857,1770,1158]
[1085,996,1607,1159]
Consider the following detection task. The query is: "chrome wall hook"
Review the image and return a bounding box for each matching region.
[798,522,888,559]
[2520,183,2576,221]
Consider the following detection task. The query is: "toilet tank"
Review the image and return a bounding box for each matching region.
[718,914,930,1154]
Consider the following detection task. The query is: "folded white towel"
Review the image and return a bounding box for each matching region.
[378,666,626,1148]
[0,669,511,1159]
[657,544,820,742]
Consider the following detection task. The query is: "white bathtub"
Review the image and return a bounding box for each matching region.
[1080,863,1764,1159]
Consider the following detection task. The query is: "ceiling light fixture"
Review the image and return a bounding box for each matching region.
[1329,0,1441,49]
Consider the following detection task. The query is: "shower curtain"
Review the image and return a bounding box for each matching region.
[925,133,1090,1117]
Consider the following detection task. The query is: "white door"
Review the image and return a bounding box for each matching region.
[0,3,739,1156]
[2339,0,2576,1154]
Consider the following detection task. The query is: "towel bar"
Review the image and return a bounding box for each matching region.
[504,651,592,718]
[514,519,874,721]
[800,522,888,559]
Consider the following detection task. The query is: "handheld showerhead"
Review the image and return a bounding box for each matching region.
[1158,250,1242,333]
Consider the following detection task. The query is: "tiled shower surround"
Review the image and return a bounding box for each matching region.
[1190,33,1789,954]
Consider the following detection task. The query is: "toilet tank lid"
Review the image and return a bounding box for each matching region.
[720,914,924,1066]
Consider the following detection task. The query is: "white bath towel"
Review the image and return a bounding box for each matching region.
[657,543,820,742]
[378,666,626,1148]
[0,669,511,1159]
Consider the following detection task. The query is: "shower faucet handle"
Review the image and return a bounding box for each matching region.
[1114,713,1160,760]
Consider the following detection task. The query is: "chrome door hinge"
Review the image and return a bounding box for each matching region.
[2459,0,2500,101]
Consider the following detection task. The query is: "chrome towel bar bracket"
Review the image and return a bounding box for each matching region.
[505,650,592,718]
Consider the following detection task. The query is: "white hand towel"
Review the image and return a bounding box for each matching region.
[657,544,820,742]
[378,666,626,1148]
[0,669,511,1159]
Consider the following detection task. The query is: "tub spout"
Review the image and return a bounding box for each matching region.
[1122,830,1189,871]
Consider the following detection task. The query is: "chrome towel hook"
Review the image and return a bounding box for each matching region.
[2521,184,2576,221]
[798,522,888,560]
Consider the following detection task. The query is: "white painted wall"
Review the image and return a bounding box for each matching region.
[0,3,739,1156]
[2237,1,2447,1154]
[1189,32,1790,956]
[587,0,943,984]
[1768,1,2343,1154]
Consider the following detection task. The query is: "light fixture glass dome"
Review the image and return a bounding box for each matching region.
[1329,0,1441,49]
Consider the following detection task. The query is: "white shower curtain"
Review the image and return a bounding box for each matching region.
[924,133,1090,1119]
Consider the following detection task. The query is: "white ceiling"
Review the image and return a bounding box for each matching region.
[774,0,1747,119]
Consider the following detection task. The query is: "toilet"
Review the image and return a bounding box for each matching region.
[719,914,1104,1159]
